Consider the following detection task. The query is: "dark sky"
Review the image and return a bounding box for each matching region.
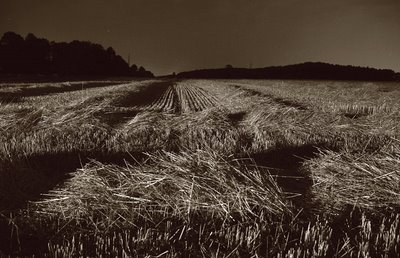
[1,0,400,75]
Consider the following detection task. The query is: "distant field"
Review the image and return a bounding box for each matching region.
[0,79,399,257]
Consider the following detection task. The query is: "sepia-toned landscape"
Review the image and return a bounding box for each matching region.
[2,0,400,256]
[1,79,399,256]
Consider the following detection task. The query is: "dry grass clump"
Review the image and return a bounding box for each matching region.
[243,108,329,151]
[0,105,43,134]
[232,80,400,111]
[20,81,142,109]
[0,81,129,103]
[36,101,107,130]
[1,102,111,157]
[306,144,400,213]
[35,150,290,229]
[173,108,247,153]
[196,80,271,112]
[193,80,396,155]
[109,111,173,152]
[0,105,46,159]
[109,108,249,154]
[0,82,150,158]
[244,105,397,154]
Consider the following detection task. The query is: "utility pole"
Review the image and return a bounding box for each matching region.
[128,54,131,67]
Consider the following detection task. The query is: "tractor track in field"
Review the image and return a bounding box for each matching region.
[231,84,308,110]
[109,80,253,154]
[174,82,219,112]
[98,81,176,128]
[99,80,228,155]
[113,80,221,115]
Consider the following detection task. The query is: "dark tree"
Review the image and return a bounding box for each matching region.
[0,32,26,73]
[130,64,138,72]
[0,32,154,78]
[178,62,396,81]
[24,33,51,74]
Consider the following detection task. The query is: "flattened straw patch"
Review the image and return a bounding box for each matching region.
[306,148,400,213]
[34,150,290,228]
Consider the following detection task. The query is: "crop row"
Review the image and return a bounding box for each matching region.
[174,82,218,112]
[148,85,177,111]
[138,81,220,113]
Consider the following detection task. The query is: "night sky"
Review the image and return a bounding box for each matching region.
[1,0,400,75]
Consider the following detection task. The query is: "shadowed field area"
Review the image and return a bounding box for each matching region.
[0,79,399,257]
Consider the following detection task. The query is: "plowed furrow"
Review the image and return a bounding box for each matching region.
[150,86,173,111]
[173,82,224,112]
[190,87,213,110]
[161,87,175,111]
[196,87,219,107]
[186,87,199,111]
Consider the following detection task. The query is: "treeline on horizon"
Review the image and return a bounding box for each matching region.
[0,32,153,78]
[177,63,399,81]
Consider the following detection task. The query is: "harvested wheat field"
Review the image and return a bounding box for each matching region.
[0,79,399,257]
